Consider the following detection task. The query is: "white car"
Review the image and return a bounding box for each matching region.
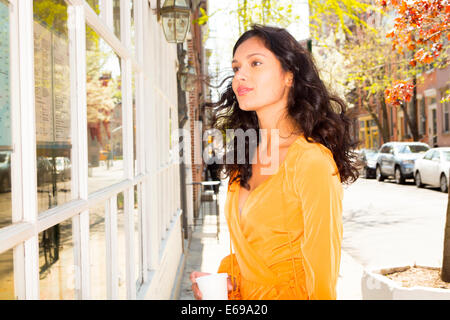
[414,147,450,193]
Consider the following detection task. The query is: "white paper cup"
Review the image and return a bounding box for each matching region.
[195,273,228,300]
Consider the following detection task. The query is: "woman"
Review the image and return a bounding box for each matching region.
[190,25,359,300]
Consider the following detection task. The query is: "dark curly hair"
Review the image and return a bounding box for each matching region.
[209,25,360,189]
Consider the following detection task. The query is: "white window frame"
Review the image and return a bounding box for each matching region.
[0,0,182,300]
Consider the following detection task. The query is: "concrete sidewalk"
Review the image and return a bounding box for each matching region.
[178,182,364,300]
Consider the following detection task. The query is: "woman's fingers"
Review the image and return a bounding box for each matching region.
[191,282,202,300]
[189,271,211,300]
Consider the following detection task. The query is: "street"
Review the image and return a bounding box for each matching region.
[342,176,448,269]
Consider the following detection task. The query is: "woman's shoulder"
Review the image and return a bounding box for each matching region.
[290,135,334,164]
[285,135,340,183]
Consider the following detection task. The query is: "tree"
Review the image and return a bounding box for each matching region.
[380,0,449,105]
[235,0,296,33]
[379,0,450,284]
[196,0,380,36]
[343,26,397,144]
[308,0,379,38]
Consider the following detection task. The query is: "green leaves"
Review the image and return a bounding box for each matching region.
[194,7,209,25]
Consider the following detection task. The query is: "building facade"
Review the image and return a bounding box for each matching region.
[0,0,203,300]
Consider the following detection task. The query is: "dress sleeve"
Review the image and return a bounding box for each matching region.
[217,254,242,300]
[293,148,343,300]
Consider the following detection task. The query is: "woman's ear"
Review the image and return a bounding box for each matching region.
[285,71,294,87]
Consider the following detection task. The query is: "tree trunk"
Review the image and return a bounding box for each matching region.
[410,75,420,141]
[379,96,391,144]
[363,101,390,145]
[400,76,420,141]
[442,169,450,282]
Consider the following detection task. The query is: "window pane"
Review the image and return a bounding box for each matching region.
[89,201,106,299]
[118,189,141,293]
[34,0,73,214]
[113,0,120,39]
[117,192,126,299]
[0,248,14,299]
[131,0,135,55]
[86,26,123,194]
[39,219,75,299]
[134,184,140,284]
[132,73,137,176]
[443,151,450,161]
[86,0,100,15]
[0,0,12,228]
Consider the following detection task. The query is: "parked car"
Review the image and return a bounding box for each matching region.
[357,148,378,179]
[414,147,450,193]
[375,141,430,184]
[55,157,71,182]
[37,156,53,186]
[0,151,11,193]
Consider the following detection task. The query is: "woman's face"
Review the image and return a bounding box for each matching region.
[231,37,292,112]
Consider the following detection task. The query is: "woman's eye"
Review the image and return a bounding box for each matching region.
[232,66,239,73]
[251,61,262,67]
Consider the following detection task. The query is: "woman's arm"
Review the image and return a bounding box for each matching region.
[293,148,343,300]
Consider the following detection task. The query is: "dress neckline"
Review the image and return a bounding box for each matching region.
[237,134,304,220]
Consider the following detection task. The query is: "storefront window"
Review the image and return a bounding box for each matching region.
[117,191,126,299]
[113,0,120,39]
[134,185,140,284]
[131,0,135,55]
[89,201,106,299]
[86,0,101,15]
[117,190,141,295]
[34,0,73,214]
[132,74,137,176]
[39,219,75,299]
[0,248,14,300]
[0,0,12,229]
[86,26,123,194]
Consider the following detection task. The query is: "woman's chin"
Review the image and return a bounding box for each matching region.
[238,103,257,112]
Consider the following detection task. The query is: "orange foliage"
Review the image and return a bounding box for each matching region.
[385,80,415,106]
[379,0,449,103]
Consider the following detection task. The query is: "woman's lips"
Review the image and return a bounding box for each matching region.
[237,87,254,96]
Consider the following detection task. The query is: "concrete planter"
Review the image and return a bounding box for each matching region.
[361,265,450,300]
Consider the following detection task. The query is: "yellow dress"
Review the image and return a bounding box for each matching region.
[217,134,343,300]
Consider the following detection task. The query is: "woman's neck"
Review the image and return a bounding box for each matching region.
[256,108,298,147]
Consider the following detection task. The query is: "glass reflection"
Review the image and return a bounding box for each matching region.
[86,0,100,15]
[117,192,126,299]
[132,74,137,176]
[113,0,121,39]
[34,0,72,213]
[0,0,12,228]
[0,248,14,300]
[134,185,140,284]
[86,26,123,194]
[89,201,106,299]
[131,0,135,54]
[39,219,75,299]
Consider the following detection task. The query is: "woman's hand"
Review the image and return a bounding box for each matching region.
[190,271,235,300]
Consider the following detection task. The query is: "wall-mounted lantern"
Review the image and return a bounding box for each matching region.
[155,0,191,43]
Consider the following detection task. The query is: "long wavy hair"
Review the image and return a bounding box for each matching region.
[210,25,360,189]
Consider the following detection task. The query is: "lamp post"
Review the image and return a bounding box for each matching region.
[157,0,191,43]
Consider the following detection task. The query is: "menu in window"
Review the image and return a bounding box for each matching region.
[0,1,11,147]
[34,22,54,143]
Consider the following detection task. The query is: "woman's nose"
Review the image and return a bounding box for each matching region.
[235,68,248,81]
[236,73,247,82]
